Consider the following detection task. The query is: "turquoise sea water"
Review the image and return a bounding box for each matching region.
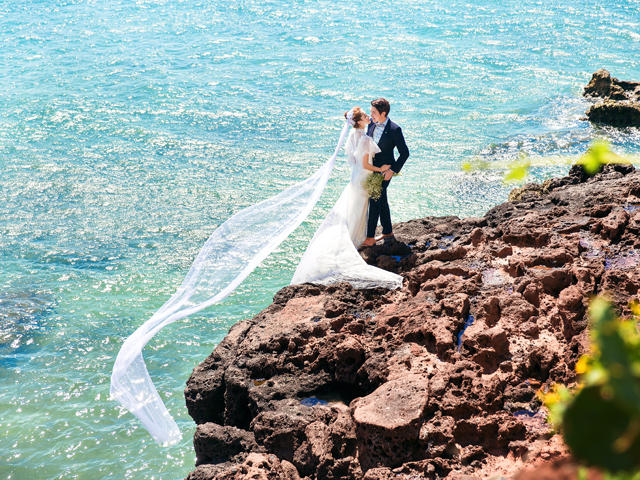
[1,1,640,478]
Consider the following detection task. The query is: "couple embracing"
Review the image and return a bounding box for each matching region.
[291,98,410,290]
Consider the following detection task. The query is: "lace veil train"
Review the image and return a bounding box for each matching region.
[111,121,351,445]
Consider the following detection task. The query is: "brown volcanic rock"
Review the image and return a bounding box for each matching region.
[584,69,640,127]
[184,165,640,479]
[186,453,303,480]
[194,423,259,466]
[351,374,429,470]
[584,69,640,100]
[587,101,640,127]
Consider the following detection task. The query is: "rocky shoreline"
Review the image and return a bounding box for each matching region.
[183,164,640,480]
[584,69,640,127]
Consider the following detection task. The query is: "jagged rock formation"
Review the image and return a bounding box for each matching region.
[584,69,640,127]
[184,164,640,479]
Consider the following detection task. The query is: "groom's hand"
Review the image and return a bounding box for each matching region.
[383,169,394,181]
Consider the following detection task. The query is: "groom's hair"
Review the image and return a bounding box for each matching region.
[371,98,390,116]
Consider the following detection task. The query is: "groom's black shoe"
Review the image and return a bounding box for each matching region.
[376,233,395,245]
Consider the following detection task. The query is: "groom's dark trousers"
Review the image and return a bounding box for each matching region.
[366,119,410,238]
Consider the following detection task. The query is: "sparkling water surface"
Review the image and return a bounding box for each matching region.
[1,1,640,478]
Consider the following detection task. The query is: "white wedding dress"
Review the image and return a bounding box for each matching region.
[291,128,404,290]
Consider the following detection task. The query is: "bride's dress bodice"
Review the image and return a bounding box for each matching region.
[345,128,381,185]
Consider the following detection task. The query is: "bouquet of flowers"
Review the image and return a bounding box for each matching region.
[363,172,398,200]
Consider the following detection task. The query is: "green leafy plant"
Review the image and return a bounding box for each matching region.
[462,139,639,183]
[539,297,640,477]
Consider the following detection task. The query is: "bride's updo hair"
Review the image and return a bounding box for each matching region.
[344,107,366,127]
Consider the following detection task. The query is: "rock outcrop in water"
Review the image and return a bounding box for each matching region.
[184,164,640,480]
[584,69,640,127]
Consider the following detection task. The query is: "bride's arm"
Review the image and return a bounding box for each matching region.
[361,153,389,172]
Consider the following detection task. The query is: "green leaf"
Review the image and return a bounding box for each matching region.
[504,155,531,183]
[589,298,640,413]
[580,139,612,175]
[563,385,640,472]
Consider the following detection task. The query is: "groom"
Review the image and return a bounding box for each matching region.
[361,98,410,247]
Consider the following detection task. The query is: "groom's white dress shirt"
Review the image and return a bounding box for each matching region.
[372,118,388,144]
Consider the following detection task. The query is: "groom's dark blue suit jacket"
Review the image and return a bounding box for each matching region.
[367,119,410,174]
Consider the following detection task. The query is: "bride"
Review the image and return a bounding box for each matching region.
[291,107,404,290]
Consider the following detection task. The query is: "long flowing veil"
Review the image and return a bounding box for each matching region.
[110,121,351,445]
